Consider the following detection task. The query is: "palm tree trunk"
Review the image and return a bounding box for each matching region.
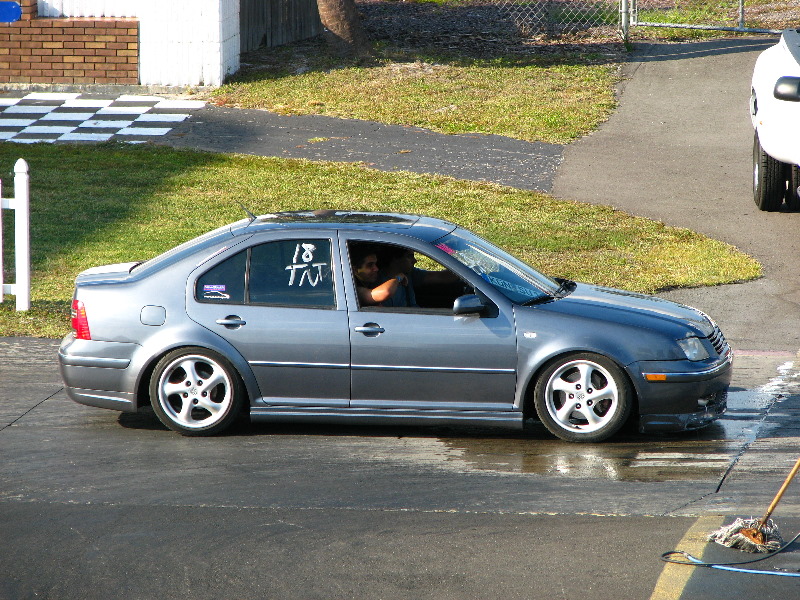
[316,0,370,56]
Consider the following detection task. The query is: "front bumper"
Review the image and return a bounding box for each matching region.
[639,388,728,433]
[631,351,732,433]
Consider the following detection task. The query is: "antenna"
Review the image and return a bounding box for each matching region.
[238,203,257,223]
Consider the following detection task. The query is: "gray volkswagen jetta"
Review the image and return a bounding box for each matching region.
[59,211,731,442]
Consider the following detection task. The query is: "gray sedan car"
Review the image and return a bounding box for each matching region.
[59,211,731,442]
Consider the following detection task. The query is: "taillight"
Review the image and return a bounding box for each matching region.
[71,299,91,340]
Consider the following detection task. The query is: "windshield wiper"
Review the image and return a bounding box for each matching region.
[522,280,574,305]
[554,279,575,298]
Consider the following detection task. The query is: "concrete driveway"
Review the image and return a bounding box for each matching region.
[554,37,799,352]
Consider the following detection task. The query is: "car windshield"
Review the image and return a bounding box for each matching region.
[433,228,561,304]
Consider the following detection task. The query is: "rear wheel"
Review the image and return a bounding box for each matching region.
[534,353,632,443]
[753,131,787,211]
[150,347,244,436]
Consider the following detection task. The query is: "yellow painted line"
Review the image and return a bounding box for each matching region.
[649,516,725,600]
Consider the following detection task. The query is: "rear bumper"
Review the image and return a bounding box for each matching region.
[63,386,136,412]
[58,334,139,412]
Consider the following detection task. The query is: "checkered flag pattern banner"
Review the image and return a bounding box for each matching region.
[0,92,205,144]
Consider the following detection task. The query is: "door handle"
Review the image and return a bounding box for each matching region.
[216,316,246,329]
[355,323,385,336]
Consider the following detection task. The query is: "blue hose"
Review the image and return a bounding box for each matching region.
[661,530,800,578]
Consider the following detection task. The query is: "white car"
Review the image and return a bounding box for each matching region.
[751,29,800,211]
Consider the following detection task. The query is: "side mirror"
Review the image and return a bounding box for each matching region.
[774,76,800,102]
[453,294,486,316]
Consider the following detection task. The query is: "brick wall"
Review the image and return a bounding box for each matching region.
[0,0,138,85]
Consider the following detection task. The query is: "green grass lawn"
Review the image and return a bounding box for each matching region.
[210,39,619,145]
[0,143,760,338]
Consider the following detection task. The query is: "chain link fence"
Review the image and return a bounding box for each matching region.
[496,0,619,36]
[630,0,792,33]
[494,0,796,38]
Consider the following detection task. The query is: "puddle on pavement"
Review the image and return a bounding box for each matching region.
[386,356,800,482]
[375,432,742,482]
[58,352,800,485]
[377,383,800,483]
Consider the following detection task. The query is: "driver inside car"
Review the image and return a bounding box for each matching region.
[351,244,410,307]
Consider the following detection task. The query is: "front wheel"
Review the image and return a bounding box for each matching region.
[534,353,632,443]
[753,131,787,212]
[150,347,245,436]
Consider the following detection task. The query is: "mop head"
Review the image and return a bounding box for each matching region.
[708,517,784,553]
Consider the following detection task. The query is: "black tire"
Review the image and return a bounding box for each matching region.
[753,131,787,212]
[786,165,800,212]
[533,353,632,443]
[150,347,245,436]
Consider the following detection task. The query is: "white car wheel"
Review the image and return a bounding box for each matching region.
[534,353,632,443]
[150,347,244,436]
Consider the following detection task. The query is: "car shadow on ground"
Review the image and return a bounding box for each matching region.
[630,37,775,65]
[117,406,696,444]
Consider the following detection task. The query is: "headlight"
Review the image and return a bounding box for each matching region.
[678,337,710,361]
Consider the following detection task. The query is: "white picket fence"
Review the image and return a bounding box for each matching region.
[0,160,31,312]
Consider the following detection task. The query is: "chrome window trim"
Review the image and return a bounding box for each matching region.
[250,361,349,369]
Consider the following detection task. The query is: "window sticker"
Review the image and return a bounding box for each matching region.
[285,242,328,287]
[203,284,230,300]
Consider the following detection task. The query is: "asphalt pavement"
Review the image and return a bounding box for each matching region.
[554,37,798,353]
[3,35,800,600]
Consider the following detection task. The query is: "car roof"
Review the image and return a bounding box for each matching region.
[233,210,459,242]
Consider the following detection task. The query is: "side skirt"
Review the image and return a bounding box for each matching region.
[249,406,525,429]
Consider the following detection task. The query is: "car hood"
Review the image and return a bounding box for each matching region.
[535,283,714,337]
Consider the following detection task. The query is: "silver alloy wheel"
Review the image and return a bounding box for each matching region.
[543,358,620,434]
[156,353,234,430]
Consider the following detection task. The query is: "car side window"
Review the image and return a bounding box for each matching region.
[250,240,335,307]
[196,239,335,308]
[196,250,246,304]
[349,241,469,312]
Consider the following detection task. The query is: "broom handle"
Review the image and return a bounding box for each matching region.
[758,456,800,529]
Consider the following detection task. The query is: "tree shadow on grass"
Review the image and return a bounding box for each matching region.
[0,142,239,336]
[232,0,625,85]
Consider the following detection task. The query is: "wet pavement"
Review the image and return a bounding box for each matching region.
[3,337,800,600]
[2,337,798,519]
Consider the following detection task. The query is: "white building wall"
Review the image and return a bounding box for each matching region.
[37,0,240,86]
[37,1,137,17]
